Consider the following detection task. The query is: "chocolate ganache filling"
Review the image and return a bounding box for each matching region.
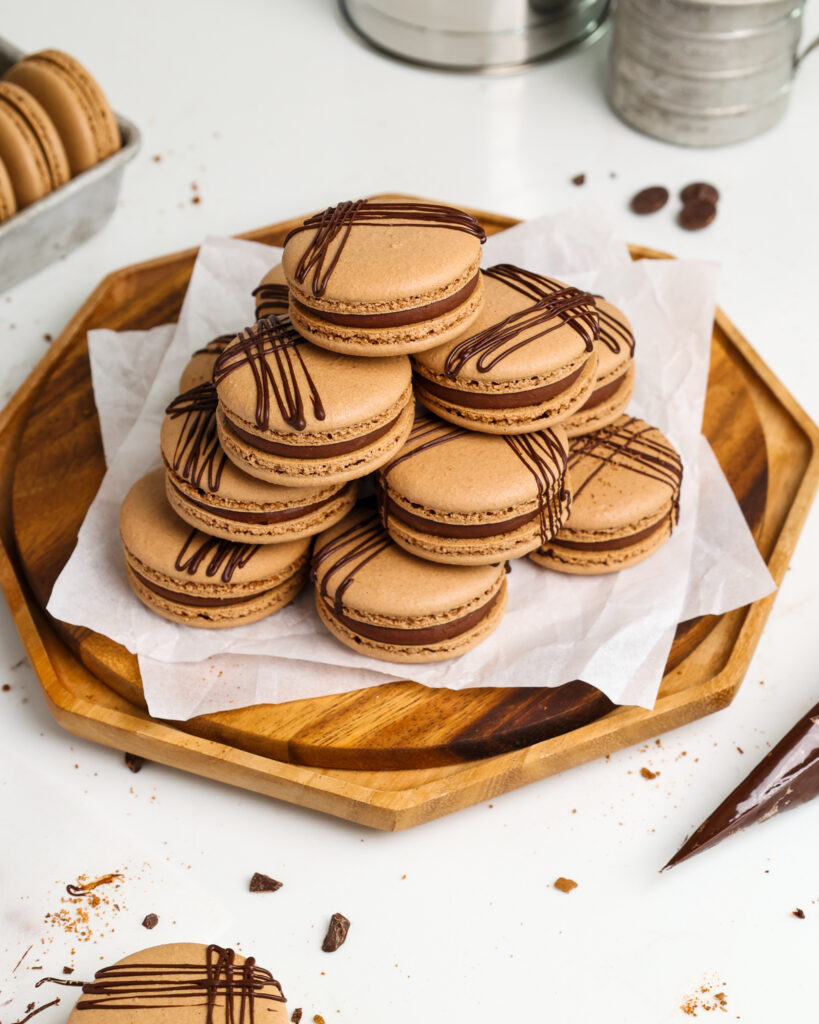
[220,407,405,458]
[170,479,347,524]
[132,570,280,608]
[547,514,670,553]
[415,362,586,410]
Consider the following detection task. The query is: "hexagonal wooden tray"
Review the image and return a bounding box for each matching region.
[1,199,817,829]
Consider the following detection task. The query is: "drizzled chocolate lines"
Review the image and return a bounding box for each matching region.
[193,334,235,358]
[74,944,285,1020]
[165,382,227,492]
[311,513,390,617]
[285,200,486,297]
[504,432,570,544]
[570,418,682,519]
[444,281,598,379]
[175,531,258,583]
[213,316,325,431]
[484,265,634,355]
[252,283,289,319]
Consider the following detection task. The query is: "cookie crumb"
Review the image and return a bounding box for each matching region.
[571,173,586,186]
[141,913,159,930]
[313,1016,325,1024]
[43,333,53,342]
[124,753,144,773]
[290,1010,302,1023]
[322,913,350,952]
[553,877,577,893]
[640,767,659,780]
[191,195,201,205]
[2,683,10,691]
[249,872,283,893]
[152,154,161,163]
[793,908,805,919]
[62,967,74,975]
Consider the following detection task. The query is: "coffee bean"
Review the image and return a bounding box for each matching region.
[679,198,717,231]
[630,187,669,214]
[680,182,719,205]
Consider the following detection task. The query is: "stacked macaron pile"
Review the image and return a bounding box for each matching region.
[121,198,682,662]
[0,49,120,222]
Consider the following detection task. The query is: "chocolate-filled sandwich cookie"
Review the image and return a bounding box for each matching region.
[378,413,570,565]
[530,416,682,574]
[312,507,508,663]
[162,382,356,543]
[178,334,236,392]
[120,469,310,627]
[283,199,486,356]
[66,942,288,1024]
[253,263,289,320]
[413,264,599,435]
[214,316,414,487]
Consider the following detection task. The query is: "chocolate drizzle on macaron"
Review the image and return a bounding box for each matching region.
[165,382,227,492]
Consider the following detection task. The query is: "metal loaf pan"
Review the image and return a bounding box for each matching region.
[0,37,140,293]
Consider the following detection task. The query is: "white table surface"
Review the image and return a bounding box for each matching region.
[2,3,818,1022]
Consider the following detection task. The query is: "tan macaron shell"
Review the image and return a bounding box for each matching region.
[178,334,236,392]
[215,320,415,486]
[283,200,485,356]
[562,296,636,438]
[5,49,119,174]
[0,155,17,221]
[254,263,289,319]
[312,506,508,663]
[120,469,311,627]
[67,943,288,1024]
[161,396,357,542]
[0,81,69,207]
[413,270,598,434]
[379,414,570,565]
[530,415,683,574]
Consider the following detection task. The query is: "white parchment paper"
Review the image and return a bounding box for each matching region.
[48,208,775,717]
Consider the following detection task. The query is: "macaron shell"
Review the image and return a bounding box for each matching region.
[529,511,674,574]
[217,396,415,487]
[288,272,484,357]
[415,349,598,435]
[178,335,236,391]
[165,470,358,544]
[254,263,289,319]
[0,155,17,221]
[413,271,596,384]
[6,50,119,173]
[120,468,311,591]
[0,82,66,206]
[67,943,289,1024]
[315,574,507,663]
[562,361,635,438]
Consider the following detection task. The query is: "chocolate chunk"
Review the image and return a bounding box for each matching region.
[291,1010,303,1023]
[678,199,717,231]
[124,752,144,773]
[62,967,73,975]
[321,912,350,952]
[554,877,577,893]
[249,872,283,893]
[793,908,806,919]
[630,186,669,214]
[141,913,159,930]
[571,173,586,186]
[680,182,719,205]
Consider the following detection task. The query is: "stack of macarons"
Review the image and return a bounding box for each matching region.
[0,48,120,222]
[121,197,682,663]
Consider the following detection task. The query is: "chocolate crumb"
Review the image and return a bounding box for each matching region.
[124,753,144,773]
[630,186,669,214]
[141,913,159,929]
[27,1004,34,1013]
[322,912,350,952]
[43,333,53,343]
[152,154,161,163]
[793,908,805,919]
[679,198,717,231]
[290,1010,302,1023]
[571,173,586,186]
[62,967,73,975]
[640,767,659,780]
[2,683,10,691]
[249,872,283,893]
[554,877,577,893]
[191,195,201,205]
[737,746,744,754]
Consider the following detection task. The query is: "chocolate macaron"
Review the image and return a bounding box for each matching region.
[530,415,682,574]
[214,315,414,487]
[0,155,16,222]
[120,469,311,627]
[162,381,357,542]
[67,943,288,1024]
[413,264,599,435]
[282,198,486,356]
[378,413,570,565]
[312,507,508,663]
[178,333,236,391]
[253,263,289,319]
[0,81,69,207]
[5,49,120,174]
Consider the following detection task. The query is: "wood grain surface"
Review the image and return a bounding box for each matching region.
[10,202,768,771]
